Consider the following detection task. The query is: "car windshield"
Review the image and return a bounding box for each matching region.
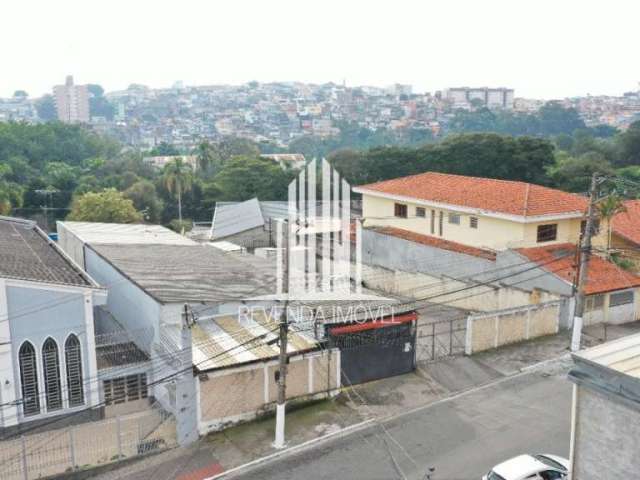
[534,455,567,471]
[487,472,506,480]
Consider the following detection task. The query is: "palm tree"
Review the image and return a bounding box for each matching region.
[162,158,193,223]
[598,194,627,254]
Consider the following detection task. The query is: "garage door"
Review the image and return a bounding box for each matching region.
[328,313,417,386]
[608,290,636,324]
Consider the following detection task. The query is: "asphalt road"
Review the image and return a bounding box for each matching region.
[226,366,572,480]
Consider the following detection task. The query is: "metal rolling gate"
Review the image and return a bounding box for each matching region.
[328,313,417,386]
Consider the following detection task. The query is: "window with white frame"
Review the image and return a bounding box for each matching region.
[19,341,40,417]
[65,335,84,407]
[42,338,63,411]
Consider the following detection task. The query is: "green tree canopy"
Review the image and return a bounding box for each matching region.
[67,189,142,223]
[211,156,294,201]
[124,180,164,223]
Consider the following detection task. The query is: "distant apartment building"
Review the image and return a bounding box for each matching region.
[444,87,514,109]
[53,76,90,123]
[260,153,306,170]
[142,154,197,170]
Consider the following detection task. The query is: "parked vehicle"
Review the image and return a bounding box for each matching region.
[483,454,569,480]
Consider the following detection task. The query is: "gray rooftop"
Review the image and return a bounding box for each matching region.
[89,243,277,304]
[58,221,197,246]
[211,198,265,239]
[0,216,92,287]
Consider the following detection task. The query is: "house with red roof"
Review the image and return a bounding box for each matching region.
[352,172,588,251]
[515,243,640,324]
[593,199,640,272]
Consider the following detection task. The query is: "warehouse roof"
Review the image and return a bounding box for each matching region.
[57,221,197,246]
[353,172,588,219]
[0,216,93,287]
[89,243,277,304]
[211,198,265,239]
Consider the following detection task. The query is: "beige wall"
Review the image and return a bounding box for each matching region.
[362,194,582,250]
[198,350,339,434]
[362,264,559,312]
[465,301,560,354]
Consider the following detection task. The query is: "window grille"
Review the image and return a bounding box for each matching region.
[470,217,478,229]
[103,374,148,406]
[416,207,426,218]
[448,213,461,225]
[19,342,40,416]
[42,338,62,411]
[65,335,84,407]
[536,224,558,243]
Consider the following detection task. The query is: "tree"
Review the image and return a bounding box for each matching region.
[618,121,640,166]
[13,90,28,99]
[124,180,164,223]
[149,142,179,156]
[212,156,294,201]
[67,189,142,223]
[547,151,615,192]
[87,84,115,120]
[598,194,627,254]
[162,158,193,222]
[0,164,22,215]
[35,95,57,121]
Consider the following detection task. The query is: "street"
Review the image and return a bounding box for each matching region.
[225,364,572,480]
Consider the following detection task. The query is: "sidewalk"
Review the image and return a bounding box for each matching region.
[93,321,640,480]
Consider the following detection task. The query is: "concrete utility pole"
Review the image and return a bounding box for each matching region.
[274,220,290,449]
[571,172,599,352]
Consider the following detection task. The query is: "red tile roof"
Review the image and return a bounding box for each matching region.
[612,199,640,246]
[517,243,640,295]
[370,226,496,261]
[356,172,588,218]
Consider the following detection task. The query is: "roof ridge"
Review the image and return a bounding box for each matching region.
[523,183,531,216]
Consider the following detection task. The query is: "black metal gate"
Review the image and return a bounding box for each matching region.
[328,321,416,386]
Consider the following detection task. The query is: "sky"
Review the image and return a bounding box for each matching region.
[2,0,639,99]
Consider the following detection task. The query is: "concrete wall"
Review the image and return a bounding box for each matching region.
[582,288,640,326]
[362,264,559,312]
[84,248,160,354]
[571,386,640,479]
[465,301,561,354]
[362,227,494,279]
[2,281,99,425]
[57,222,86,269]
[215,226,272,249]
[197,349,340,434]
[361,194,581,250]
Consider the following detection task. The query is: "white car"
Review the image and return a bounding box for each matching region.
[483,454,569,480]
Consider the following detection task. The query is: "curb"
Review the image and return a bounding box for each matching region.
[207,418,375,479]
[207,353,570,479]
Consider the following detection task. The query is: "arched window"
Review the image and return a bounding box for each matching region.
[19,342,40,416]
[42,338,62,411]
[65,335,84,407]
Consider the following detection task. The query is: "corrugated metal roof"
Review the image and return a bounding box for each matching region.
[575,332,640,379]
[0,216,93,287]
[211,198,265,239]
[89,243,277,304]
[58,221,197,246]
[169,310,318,371]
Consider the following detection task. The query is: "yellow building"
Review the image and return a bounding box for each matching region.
[352,172,589,251]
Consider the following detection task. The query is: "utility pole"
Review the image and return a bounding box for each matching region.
[274,219,290,449]
[571,172,599,352]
